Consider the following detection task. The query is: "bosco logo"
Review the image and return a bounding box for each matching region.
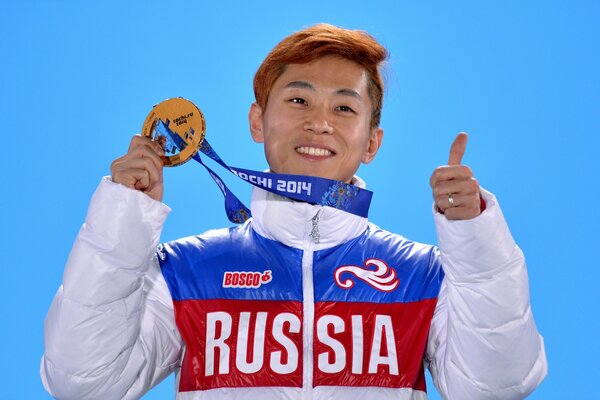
[223,270,272,288]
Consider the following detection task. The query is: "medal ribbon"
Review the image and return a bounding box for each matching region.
[155,119,373,223]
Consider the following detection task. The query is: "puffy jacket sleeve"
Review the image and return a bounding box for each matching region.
[426,189,547,399]
[40,177,183,400]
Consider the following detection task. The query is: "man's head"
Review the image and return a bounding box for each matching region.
[253,24,387,129]
[249,24,388,183]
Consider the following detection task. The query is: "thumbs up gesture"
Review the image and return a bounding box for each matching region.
[429,133,482,220]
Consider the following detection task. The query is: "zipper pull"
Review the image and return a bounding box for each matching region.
[309,210,321,244]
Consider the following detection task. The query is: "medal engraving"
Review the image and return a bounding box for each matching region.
[141,98,206,167]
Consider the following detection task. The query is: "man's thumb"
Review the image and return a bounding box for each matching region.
[448,132,468,165]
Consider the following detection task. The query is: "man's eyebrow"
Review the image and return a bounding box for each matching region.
[285,81,363,100]
[336,88,362,100]
[285,81,315,90]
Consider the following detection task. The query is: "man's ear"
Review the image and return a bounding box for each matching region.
[249,103,264,143]
[362,127,384,164]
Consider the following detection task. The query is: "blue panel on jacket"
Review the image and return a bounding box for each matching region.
[158,222,303,302]
[313,225,444,304]
[158,222,444,305]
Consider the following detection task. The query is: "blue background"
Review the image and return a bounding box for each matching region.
[1,1,598,398]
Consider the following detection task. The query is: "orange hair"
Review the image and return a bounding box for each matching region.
[253,24,388,128]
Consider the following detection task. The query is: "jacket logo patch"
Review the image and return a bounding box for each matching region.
[334,259,399,292]
[223,270,272,288]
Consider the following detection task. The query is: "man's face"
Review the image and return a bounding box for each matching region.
[249,56,383,183]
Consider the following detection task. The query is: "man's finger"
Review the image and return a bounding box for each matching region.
[448,132,468,165]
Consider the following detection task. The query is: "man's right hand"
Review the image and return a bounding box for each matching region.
[110,135,165,202]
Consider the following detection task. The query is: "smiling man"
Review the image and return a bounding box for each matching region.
[249,56,382,183]
[41,24,547,399]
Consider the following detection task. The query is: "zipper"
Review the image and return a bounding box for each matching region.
[309,211,321,244]
[302,209,321,398]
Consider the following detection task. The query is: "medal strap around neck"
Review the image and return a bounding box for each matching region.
[156,119,373,223]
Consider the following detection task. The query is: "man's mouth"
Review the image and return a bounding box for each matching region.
[295,146,334,157]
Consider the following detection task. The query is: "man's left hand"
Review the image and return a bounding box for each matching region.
[430,132,482,220]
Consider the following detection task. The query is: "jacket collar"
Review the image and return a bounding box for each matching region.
[250,176,369,250]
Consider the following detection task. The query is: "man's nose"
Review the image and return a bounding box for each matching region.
[303,108,333,134]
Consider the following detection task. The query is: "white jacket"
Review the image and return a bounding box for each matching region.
[41,177,547,399]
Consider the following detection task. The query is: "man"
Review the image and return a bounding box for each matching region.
[41,24,547,399]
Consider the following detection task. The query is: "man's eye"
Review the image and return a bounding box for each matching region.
[289,98,307,105]
[336,105,355,113]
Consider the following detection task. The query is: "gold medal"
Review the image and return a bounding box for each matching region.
[141,97,206,167]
